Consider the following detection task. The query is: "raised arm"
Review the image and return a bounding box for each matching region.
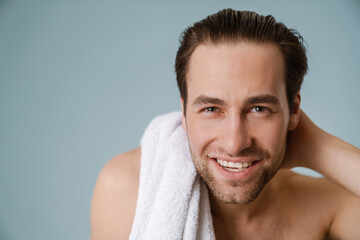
[283,110,360,197]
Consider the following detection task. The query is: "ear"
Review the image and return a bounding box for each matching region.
[180,98,187,131]
[288,93,301,131]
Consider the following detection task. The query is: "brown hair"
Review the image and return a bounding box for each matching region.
[175,9,308,114]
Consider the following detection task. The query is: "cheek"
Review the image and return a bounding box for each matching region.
[186,119,217,155]
[251,118,288,151]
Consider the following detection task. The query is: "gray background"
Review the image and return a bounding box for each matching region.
[1,0,359,239]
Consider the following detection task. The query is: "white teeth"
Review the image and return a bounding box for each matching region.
[224,167,242,172]
[216,159,253,171]
[235,162,242,168]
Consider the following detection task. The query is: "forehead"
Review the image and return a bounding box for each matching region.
[186,42,286,103]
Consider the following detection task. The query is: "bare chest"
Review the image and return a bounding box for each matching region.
[212,206,330,240]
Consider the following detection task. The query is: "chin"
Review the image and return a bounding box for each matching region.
[205,168,272,204]
[212,186,263,205]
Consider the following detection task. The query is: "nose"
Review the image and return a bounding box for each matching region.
[221,114,252,155]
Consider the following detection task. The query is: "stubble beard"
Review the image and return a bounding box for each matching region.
[189,139,286,205]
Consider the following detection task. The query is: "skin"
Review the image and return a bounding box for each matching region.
[91,148,140,239]
[90,42,360,240]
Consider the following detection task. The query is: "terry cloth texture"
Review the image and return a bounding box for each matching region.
[129,111,215,240]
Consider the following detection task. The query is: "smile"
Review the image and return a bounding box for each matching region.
[216,159,253,172]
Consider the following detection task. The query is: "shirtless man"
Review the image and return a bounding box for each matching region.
[90,9,360,239]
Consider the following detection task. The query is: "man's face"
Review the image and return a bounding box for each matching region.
[182,42,298,204]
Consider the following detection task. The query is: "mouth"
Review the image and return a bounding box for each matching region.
[216,158,260,172]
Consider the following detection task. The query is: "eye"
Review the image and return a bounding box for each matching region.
[203,107,219,112]
[249,106,270,113]
[202,106,220,113]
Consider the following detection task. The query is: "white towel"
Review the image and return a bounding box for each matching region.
[129,112,215,240]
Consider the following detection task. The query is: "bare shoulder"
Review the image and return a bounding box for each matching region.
[279,170,341,196]
[277,170,360,239]
[90,147,141,240]
[278,170,357,206]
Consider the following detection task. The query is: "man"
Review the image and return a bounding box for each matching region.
[91,9,360,239]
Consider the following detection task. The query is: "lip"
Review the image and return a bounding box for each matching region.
[209,157,262,181]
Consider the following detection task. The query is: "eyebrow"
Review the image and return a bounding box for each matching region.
[192,95,227,107]
[191,94,280,108]
[245,94,280,105]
